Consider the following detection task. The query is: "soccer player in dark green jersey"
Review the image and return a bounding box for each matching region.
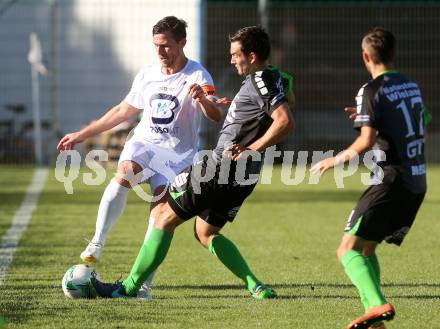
[312,28,428,329]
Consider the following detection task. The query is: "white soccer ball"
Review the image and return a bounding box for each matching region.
[62,264,99,299]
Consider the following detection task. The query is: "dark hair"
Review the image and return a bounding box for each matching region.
[152,16,187,42]
[229,26,271,61]
[362,28,396,64]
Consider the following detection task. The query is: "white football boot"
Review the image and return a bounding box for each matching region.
[136,282,152,301]
[80,242,103,264]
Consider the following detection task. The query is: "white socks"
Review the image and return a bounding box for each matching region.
[142,216,157,288]
[92,179,129,245]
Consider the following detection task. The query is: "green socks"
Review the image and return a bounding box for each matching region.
[342,250,386,309]
[121,231,262,296]
[367,254,381,286]
[208,234,259,292]
[122,228,173,296]
[357,254,382,310]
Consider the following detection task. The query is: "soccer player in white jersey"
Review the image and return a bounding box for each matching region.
[57,16,222,299]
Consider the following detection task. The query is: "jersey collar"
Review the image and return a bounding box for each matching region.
[377,69,399,77]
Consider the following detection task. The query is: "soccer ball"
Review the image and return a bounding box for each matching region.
[61,264,99,299]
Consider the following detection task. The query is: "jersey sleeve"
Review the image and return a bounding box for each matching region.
[353,83,378,130]
[423,105,432,126]
[198,69,217,97]
[252,69,287,115]
[280,71,293,96]
[124,69,145,109]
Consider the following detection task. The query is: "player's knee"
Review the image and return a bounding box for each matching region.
[153,204,181,233]
[362,244,377,256]
[193,229,201,243]
[115,161,142,187]
[195,230,210,247]
[114,174,132,188]
[194,215,220,248]
[336,245,348,262]
[113,163,131,188]
[194,227,214,248]
[151,201,167,217]
[154,215,177,233]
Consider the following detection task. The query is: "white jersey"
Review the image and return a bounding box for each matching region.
[125,59,216,155]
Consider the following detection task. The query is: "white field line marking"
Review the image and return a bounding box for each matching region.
[0,168,48,285]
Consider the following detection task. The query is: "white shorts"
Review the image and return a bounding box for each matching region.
[118,135,196,191]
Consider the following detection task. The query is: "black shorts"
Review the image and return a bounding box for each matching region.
[167,157,259,228]
[344,168,425,246]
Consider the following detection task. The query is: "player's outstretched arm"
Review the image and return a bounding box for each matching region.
[56,101,141,151]
[310,126,376,176]
[188,83,223,122]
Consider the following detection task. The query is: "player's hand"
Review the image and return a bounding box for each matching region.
[344,107,358,121]
[310,157,336,176]
[216,97,232,106]
[57,132,83,151]
[188,83,206,103]
[224,144,253,161]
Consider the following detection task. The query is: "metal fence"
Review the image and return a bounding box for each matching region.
[0,1,439,163]
[201,1,440,162]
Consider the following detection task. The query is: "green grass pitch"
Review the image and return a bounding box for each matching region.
[0,165,439,328]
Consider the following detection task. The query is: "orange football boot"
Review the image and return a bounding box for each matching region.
[368,323,385,329]
[347,304,395,329]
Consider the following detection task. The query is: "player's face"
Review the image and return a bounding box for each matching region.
[153,32,185,68]
[230,41,251,76]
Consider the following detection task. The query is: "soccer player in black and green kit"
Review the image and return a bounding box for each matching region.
[90,26,295,299]
[312,28,429,329]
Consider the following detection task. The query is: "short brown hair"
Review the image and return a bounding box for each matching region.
[152,16,187,42]
[362,27,396,64]
[229,26,271,61]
